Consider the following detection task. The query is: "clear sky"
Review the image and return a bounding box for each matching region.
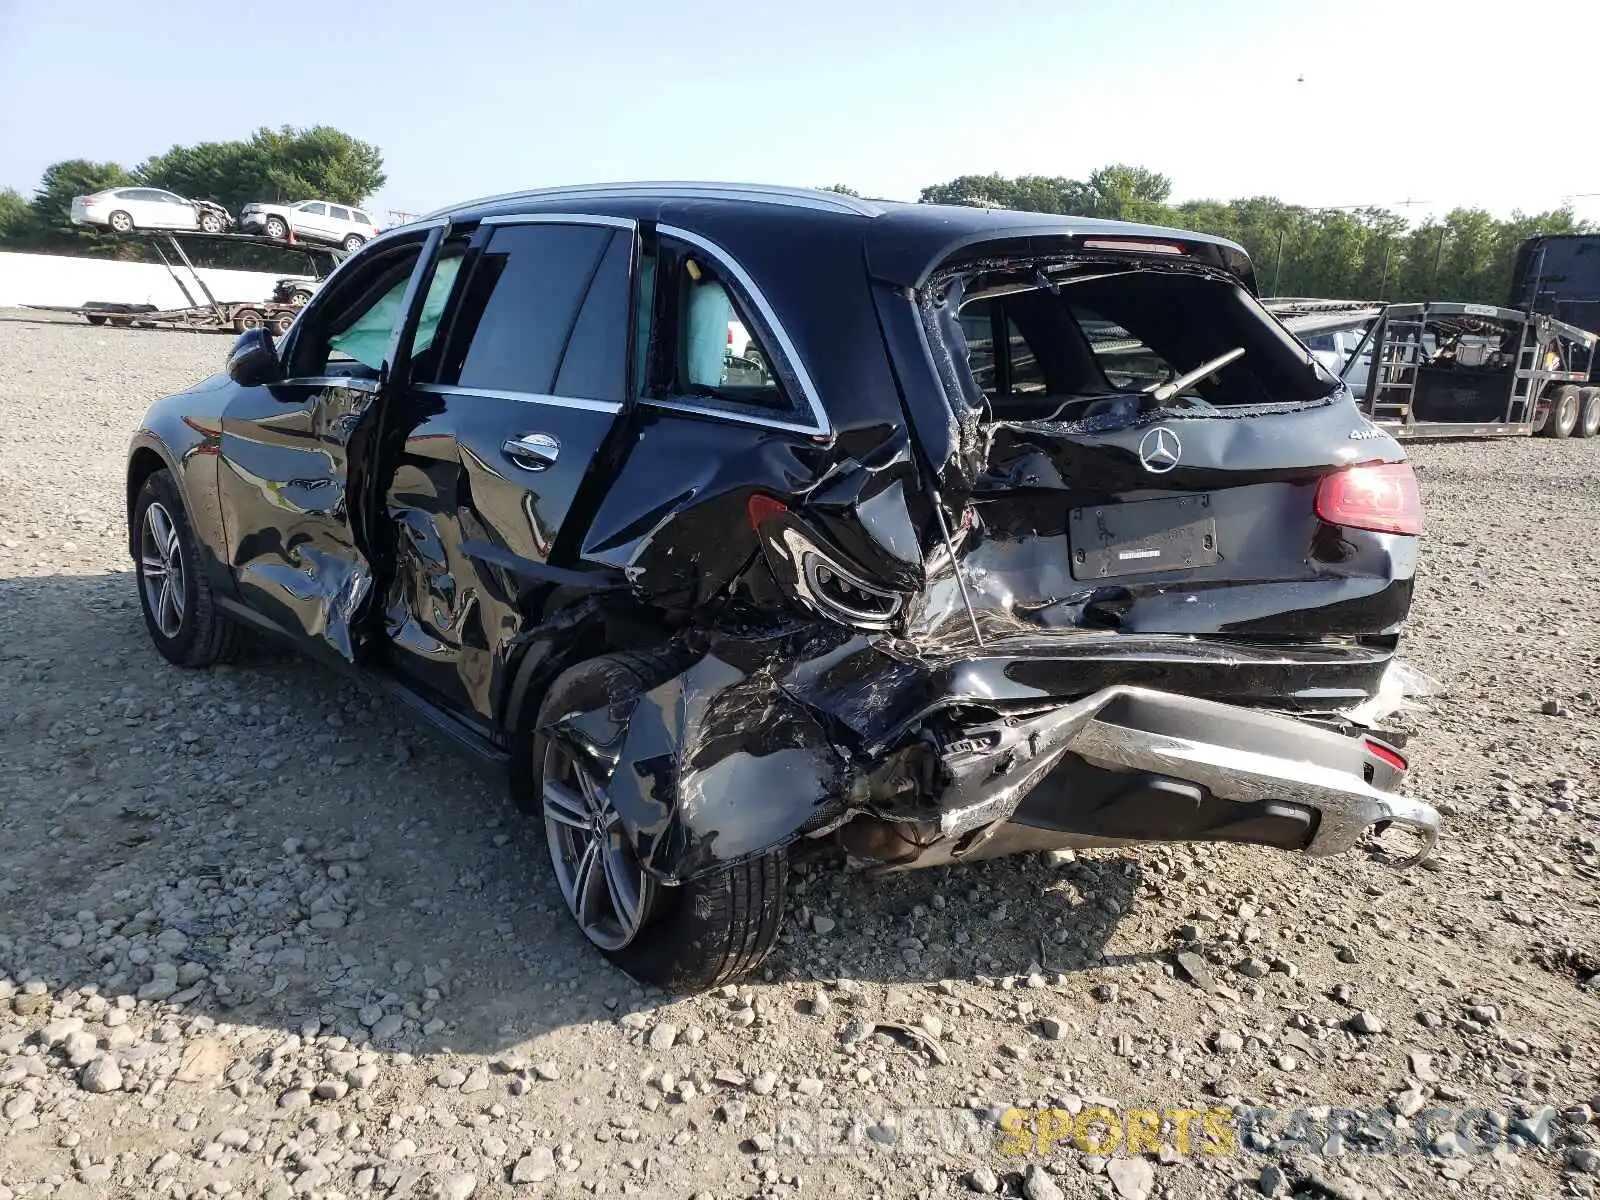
[3,0,1597,225]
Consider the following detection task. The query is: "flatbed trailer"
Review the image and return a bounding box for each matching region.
[1353,301,1598,440]
[28,230,347,335]
[1264,296,1600,441]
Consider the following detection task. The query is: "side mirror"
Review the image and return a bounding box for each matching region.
[226,328,283,387]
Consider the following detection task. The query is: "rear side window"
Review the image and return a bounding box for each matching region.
[353,210,371,225]
[1070,305,1177,391]
[442,223,621,399]
[639,238,793,417]
[959,303,1044,397]
[330,205,350,221]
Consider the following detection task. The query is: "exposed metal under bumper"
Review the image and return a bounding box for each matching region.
[926,684,1440,867]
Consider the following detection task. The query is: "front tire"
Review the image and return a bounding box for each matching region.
[132,471,243,667]
[264,216,288,240]
[1575,387,1600,439]
[198,210,224,234]
[531,653,789,991]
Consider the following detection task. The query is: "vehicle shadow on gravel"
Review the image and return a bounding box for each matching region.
[0,572,1156,1056]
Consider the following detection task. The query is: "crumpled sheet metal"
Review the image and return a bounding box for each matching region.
[548,651,850,882]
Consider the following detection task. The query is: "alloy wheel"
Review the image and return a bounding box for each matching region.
[541,742,652,951]
[139,501,186,638]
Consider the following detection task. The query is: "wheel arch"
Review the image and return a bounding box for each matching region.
[126,441,178,557]
[500,596,617,808]
[535,641,852,885]
[127,426,235,600]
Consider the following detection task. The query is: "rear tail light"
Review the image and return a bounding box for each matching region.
[1314,463,1422,535]
[746,493,787,530]
[1364,739,1408,772]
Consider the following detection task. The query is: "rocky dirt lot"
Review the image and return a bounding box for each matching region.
[0,312,1596,1200]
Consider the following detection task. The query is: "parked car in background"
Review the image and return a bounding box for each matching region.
[271,276,321,306]
[72,188,233,234]
[1306,324,1375,397]
[125,183,1437,989]
[240,200,380,251]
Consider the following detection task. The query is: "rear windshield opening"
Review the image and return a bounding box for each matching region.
[941,264,1339,421]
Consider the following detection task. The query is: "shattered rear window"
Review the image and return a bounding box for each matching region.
[939,263,1339,419]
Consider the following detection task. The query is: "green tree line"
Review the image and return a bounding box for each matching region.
[914,166,1592,304]
[0,126,384,266]
[5,144,1586,304]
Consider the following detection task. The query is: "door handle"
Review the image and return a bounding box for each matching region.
[502,433,559,471]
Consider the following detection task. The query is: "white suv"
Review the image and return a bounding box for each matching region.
[240,200,380,251]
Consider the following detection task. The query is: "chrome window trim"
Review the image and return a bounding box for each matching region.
[363,216,450,246]
[412,383,623,415]
[480,213,637,231]
[652,223,830,438]
[279,375,382,393]
[642,397,829,436]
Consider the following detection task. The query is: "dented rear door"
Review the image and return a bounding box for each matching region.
[376,217,636,719]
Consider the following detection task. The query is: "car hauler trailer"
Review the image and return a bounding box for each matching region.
[1265,296,1600,441]
[1348,301,1598,440]
[27,230,347,335]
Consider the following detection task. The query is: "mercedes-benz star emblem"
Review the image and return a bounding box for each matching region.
[1137,426,1182,473]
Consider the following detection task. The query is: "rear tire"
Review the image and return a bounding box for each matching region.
[132,471,243,668]
[1539,385,1582,439]
[272,311,294,336]
[108,211,133,233]
[86,314,108,326]
[341,234,365,253]
[1575,387,1600,439]
[234,309,263,333]
[531,652,789,991]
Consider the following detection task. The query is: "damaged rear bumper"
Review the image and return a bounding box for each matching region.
[867,684,1439,868]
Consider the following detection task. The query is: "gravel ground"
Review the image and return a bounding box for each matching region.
[0,311,1597,1200]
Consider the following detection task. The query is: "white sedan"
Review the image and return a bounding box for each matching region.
[71,188,232,234]
[240,200,380,252]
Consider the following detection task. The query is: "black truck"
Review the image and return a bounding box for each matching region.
[1510,233,1600,350]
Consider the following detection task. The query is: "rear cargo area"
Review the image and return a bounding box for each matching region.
[910,256,1418,681]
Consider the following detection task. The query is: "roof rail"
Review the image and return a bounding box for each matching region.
[423,181,887,221]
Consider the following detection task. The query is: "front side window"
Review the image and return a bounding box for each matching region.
[300,202,327,216]
[289,239,461,378]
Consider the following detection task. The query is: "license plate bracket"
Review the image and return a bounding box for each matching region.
[1069,494,1218,580]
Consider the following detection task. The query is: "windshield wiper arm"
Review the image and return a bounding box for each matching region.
[1144,346,1247,403]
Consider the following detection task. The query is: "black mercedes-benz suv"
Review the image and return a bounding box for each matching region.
[126,183,1438,989]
